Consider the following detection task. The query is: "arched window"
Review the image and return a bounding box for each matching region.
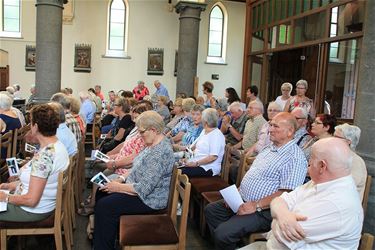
[105,0,129,58]
[0,0,21,38]
[207,3,227,64]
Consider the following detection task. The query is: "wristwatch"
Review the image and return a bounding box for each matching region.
[256,202,262,212]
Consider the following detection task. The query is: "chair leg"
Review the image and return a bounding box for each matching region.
[62,214,71,250]
[200,199,208,237]
[54,226,64,250]
[1,229,7,250]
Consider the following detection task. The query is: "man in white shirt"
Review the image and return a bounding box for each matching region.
[241,137,363,250]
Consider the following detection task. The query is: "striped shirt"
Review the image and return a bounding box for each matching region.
[239,139,307,202]
[65,113,82,143]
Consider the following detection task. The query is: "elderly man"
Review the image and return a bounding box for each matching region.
[222,102,248,145]
[291,107,312,149]
[95,85,104,101]
[51,92,82,143]
[229,100,267,183]
[205,112,307,250]
[257,137,363,250]
[153,80,170,99]
[133,80,149,101]
[79,91,96,124]
[335,123,367,201]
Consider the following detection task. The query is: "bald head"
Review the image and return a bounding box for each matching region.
[309,137,352,183]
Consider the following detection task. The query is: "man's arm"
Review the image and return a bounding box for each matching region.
[228,126,243,141]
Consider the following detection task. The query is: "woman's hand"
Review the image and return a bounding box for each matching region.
[185,161,198,167]
[100,181,123,193]
[0,181,18,191]
[0,191,7,202]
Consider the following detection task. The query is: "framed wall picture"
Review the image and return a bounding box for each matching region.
[74,44,91,72]
[25,45,36,71]
[147,48,163,75]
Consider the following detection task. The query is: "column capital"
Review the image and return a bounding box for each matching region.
[36,0,65,8]
[175,1,207,14]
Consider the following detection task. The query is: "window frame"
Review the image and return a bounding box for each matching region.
[0,0,22,38]
[206,2,228,65]
[104,0,130,58]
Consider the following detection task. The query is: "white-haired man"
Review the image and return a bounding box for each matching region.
[334,123,367,201]
[291,107,312,150]
[222,102,248,145]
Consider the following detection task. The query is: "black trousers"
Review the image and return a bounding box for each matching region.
[93,190,156,250]
[179,167,213,178]
[205,199,272,250]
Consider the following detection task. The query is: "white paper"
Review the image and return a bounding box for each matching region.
[0,190,10,212]
[219,184,244,213]
[25,143,37,153]
[6,157,20,177]
[94,150,110,163]
[90,172,111,187]
[90,150,97,160]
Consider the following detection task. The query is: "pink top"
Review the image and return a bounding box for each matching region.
[115,133,145,175]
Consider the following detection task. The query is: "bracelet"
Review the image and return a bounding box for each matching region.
[119,176,126,183]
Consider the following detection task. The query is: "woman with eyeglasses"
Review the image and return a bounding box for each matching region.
[302,114,336,160]
[284,79,316,118]
[275,82,293,110]
[93,111,174,250]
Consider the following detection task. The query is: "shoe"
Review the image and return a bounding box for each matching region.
[77,206,94,216]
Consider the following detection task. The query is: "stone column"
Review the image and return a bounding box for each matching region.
[34,0,65,103]
[354,0,375,235]
[175,1,206,97]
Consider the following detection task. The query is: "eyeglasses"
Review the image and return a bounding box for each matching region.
[334,135,349,141]
[281,89,290,91]
[295,117,306,120]
[312,120,323,125]
[296,87,306,90]
[267,109,280,112]
[138,128,148,134]
[114,104,121,107]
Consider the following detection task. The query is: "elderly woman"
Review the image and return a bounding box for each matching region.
[334,124,367,201]
[0,104,69,222]
[284,79,315,118]
[302,114,336,160]
[164,98,184,134]
[69,96,86,136]
[173,104,204,156]
[245,101,282,157]
[0,93,22,158]
[167,97,196,143]
[156,95,170,125]
[180,108,225,178]
[100,97,134,153]
[93,111,174,250]
[275,82,293,110]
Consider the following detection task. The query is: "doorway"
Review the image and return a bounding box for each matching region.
[267,45,319,104]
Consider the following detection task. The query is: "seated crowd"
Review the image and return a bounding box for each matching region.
[0,79,369,250]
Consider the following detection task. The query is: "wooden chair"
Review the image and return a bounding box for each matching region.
[359,233,374,250]
[362,175,372,216]
[0,167,71,250]
[119,172,191,250]
[0,130,15,182]
[12,124,31,158]
[85,114,101,149]
[200,155,255,236]
[189,144,232,220]
[67,153,78,246]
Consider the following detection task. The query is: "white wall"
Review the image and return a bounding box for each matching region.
[197,0,245,99]
[0,0,245,101]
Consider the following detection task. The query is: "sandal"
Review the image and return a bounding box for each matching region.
[80,196,92,207]
[77,206,94,216]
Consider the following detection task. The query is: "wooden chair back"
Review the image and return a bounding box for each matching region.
[220,144,232,182]
[237,155,256,187]
[362,175,372,216]
[1,130,14,159]
[166,167,181,216]
[12,124,31,158]
[359,233,374,250]
[0,167,70,250]
[85,114,101,148]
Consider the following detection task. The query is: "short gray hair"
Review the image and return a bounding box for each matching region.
[249,100,264,114]
[49,102,66,123]
[51,93,70,110]
[228,101,243,112]
[335,123,361,150]
[192,104,205,113]
[136,110,164,133]
[267,101,282,112]
[182,98,196,112]
[0,93,12,110]
[296,79,308,89]
[79,91,90,100]
[202,108,219,128]
[216,98,229,112]
[292,107,308,119]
